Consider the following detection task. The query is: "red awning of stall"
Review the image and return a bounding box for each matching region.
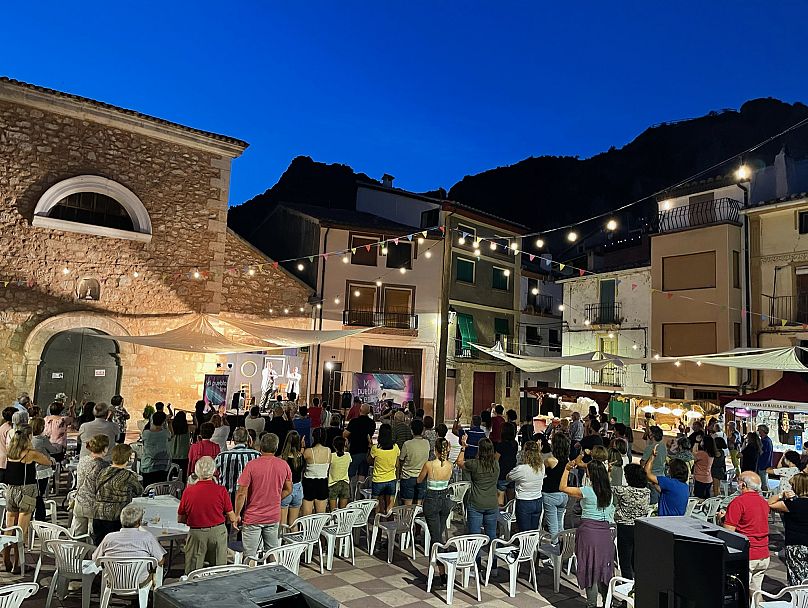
[721,372,808,406]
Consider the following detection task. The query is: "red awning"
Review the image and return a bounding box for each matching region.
[720,372,808,405]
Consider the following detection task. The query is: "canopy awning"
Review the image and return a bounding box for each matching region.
[675,347,808,372]
[725,372,808,412]
[471,344,613,373]
[218,316,369,347]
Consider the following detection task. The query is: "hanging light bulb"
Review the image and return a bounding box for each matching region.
[299,307,305,313]
[375,280,382,287]
[399,267,406,274]
[472,240,480,249]
[283,308,289,314]
[248,267,256,276]
[632,344,638,350]
[316,303,322,310]
[661,199,672,211]
[608,332,615,339]
[474,249,481,258]
[334,297,340,305]
[381,245,388,255]
[558,304,565,312]
[458,236,466,245]
[567,231,578,243]
[510,241,518,251]
[269,308,274,314]
[584,319,591,326]
[354,290,360,297]
[296,263,304,271]
[531,287,539,295]
[696,361,702,367]
[417,237,425,245]
[606,219,618,231]
[735,165,751,181]
[132,271,139,278]
[535,238,545,249]
[342,255,349,264]
[193,269,201,279]
[654,354,661,360]
[674,360,682,367]
[489,241,497,251]
[424,251,432,259]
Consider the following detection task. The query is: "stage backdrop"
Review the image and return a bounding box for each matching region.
[353,372,414,411]
[203,374,229,406]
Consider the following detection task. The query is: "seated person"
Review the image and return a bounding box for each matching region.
[93,504,166,583]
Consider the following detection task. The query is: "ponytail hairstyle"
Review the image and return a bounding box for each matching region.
[435,437,450,464]
[333,436,346,457]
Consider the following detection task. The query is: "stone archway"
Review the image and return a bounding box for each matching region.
[20,313,136,396]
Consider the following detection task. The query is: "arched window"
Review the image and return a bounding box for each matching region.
[32,175,152,242]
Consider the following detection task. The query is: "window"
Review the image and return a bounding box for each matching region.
[421,208,440,230]
[49,192,134,231]
[382,287,414,328]
[350,234,378,266]
[668,388,685,399]
[662,251,716,291]
[734,322,742,348]
[492,266,510,291]
[457,224,477,243]
[548,328,560,347]
[693,390,719,402]
[494,318,509,339]
[456,313,477,350]
[456,258,475,284]
[799,211,808,235]
[386,241,412,269]
[525,326,541,345]
[346,284,377,325]
[662,322,717,357]
[730,250,740,289]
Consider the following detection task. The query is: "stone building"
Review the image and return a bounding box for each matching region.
[0,78,312,409]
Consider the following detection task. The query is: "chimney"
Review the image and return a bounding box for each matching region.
[382,173,395,188]
[775,145,796,198]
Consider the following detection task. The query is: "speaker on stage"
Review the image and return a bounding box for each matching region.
[634,517,749,608]
[340,391,352,411]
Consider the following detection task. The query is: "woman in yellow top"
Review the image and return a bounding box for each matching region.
[328,437,352,510]
[370,423,400,514]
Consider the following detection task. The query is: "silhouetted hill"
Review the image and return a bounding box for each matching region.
[448,98,808,229]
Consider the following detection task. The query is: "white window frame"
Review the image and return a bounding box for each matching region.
[492,265,510,291]
[457,223,477,242]
[32,175,152,242]
[456,257,476,284]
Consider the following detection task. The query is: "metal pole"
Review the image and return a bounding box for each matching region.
[434,219,452,422]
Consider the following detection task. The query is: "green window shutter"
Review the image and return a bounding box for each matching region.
[457,313,477,348]
[492,267,509,290]
[494,317,509,337]
[457,259,475,283]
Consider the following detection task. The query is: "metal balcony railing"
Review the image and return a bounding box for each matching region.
[585,365,625,387]
[764,294,808,327]
[584,302,623,325]
[657,197,742,233]
[454,338,478,359]
[342,310,418,330]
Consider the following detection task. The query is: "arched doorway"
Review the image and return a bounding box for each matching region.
[35,329,121,405]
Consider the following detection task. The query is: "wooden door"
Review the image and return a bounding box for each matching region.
[472,372,496,415]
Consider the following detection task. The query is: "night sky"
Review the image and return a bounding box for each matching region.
[3,1,808,205]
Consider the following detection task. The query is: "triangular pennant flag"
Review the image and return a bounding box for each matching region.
[616,279,622,286]
[351,248,357,255]
[273,262,279,269]
[439,226,445,233]
[579,269,586,277]
[323,253,329,260]
[782,319,789,327]
[308,256,314,263]
[258,264,264,270]
[365,244,371,252]
[631,283,638,290]
[559,264,565,271]
[802,323,807,330]
[422,230,428,238]
[407,234,413,241]
[2,281,7,287]
[761,313,768,322]
[394,238,399,245]
[529,254,535,262]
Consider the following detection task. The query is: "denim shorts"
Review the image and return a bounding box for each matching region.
[281,481,303,508]
[496,479,513,492]
[399,476,426,501]
[372,480,397,498]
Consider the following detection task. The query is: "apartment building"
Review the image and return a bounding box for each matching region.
[519,270,563,387]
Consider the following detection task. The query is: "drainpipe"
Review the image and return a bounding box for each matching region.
[739,183,753,394]
[313,228,330,399]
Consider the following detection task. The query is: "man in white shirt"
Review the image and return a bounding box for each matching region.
[286,367,301,401]
[77,402,120,459]
[93,504,166,584]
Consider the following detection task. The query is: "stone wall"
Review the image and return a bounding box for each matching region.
[0,92,311,408]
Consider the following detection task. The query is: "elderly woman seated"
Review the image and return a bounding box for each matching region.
[92,504,166,582]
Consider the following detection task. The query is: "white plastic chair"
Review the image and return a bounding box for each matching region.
[537,528,577,593]
[684,497,700,517]
[605,576,635,607]
[186,564,250,580]
[44,539,101,608]
[166,463,182,482]
[370,505,422,563]
[0,525,25,577]
[251,542,308,575]
[0,583,39,608]
[281,513,330,573]
[496,499,517,540]
[483,530,542,597]
[31,521,90,583]
[752,583,808,607]
[97,556,158,608]
[691,496,723,524]
[426,534,490,605]
[321,507,362,571]
[348,499,377,552]
[447,482,470,526]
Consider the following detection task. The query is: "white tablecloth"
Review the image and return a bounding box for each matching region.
[131,496,181,526]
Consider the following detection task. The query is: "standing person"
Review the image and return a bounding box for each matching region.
[328,437,352,510]
[692,436,716,499]
[235,433,293,558]
[611,463,650,580]
[641,426,667,504]
[645,446,689,516]
[726,421,742,475]
[370,424,400,514]
[399,419,430,506]
[77,403,119,460]
[495,422,519,506]
[489,405,505,446]
[436,423,462,464]
[418,437,454,587]
[170,412,191,481]
[569,412,585,460]
[141,411,171,486]
[542,432,570,542]
[294,405,313,448]
[741,431,763,473]
[344,403,374,492]
[245,406,266,439]
[456,437,499,558]
[506,440,545,532]
[110,395,129,444]
[278,431,304,527]
[767,472,808,586]
[560,459,615,608]
[757,425,774,491]
[72,434,110,537]
[210,414,230,454]
[324,413,342,451]
[93,444,143,545]
[259,363,278,409]
[464,415,486,459]
[178,456,238,573]
[266,405,293,454]
[345,396,362,422]
[215,427,260,508]
[30,417,59,521]
[3,426,52,572]
[722,471,770,596]
[767,450,803,495]
[0,407,14,482]
[286,366,301,402]
[423,416,437,459]
[392,411,413,449]
[188,423,221,477]
[43,402,69,459]
[613,423,632,460]
[192,400,211,440]
[302,427,330,515]
[308,397,324,429]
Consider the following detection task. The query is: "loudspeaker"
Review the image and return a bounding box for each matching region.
[340,391,352,410]
[634,517,749,608]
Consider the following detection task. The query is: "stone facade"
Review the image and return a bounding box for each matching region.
[0,79,312,408]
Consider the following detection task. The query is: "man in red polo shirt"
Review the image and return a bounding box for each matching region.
[722,471,770,595]
[489,404,505,445]
[178,456,238,574]
[188,422,220,475]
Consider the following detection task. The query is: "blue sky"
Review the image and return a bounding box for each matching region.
[3,1,808,205]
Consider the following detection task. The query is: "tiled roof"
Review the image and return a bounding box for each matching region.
[0,77,248,149]
[277,202,421,233]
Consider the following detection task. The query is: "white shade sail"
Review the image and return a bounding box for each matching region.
[218,316,370,347]
[471,344,614,373]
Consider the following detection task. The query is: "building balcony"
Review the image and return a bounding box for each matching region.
[657,197,742,234]
[454,338,478,359]
[523,293,559,316]
[585,365,625,388]
[342,310,418,330]
[584,302,623,325]
[763,294,808,328]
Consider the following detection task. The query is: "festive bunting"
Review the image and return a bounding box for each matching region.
[439,226,445,233]
[666,292,673,300]
[631,283,637,290]
[579,269,586,277]
[559,263,565,271]
[422,231,428,238]
[365,244,371,252]
[529,254,535,262]
[394,238,399,245]
[782,319,788,327]
[351,248,357,255]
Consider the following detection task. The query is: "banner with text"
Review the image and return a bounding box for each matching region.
[353,372,414,412]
